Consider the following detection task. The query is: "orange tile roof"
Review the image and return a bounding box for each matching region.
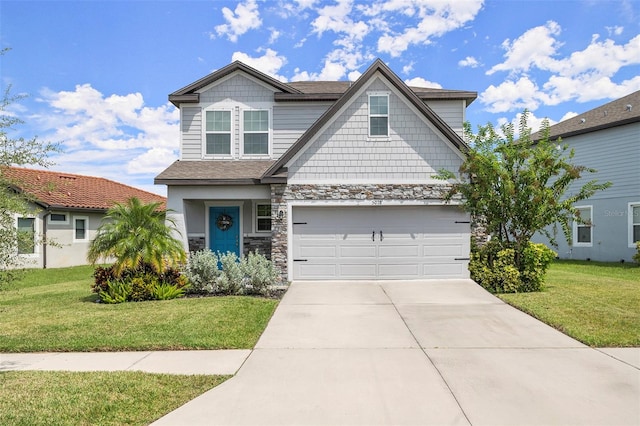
[2,167,166,211]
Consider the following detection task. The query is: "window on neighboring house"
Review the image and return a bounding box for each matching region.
[573,206,592,246]
[369,94,389,137]
[17,217,36,254]
[243,110,269,155]
[48,213,68,224]
[74,217,88,242]
[205,110,232,156]
[256,203,271,232]
[630,203,640,246]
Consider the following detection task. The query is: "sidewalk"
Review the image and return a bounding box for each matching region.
[0,350,250,375]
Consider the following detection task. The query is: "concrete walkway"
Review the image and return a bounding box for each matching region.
[152,280,640,425]
[0,350,250,375]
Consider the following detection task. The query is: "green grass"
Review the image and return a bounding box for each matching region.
[0,265,279,352]
[499,260,640,347]
[0,370,228,426]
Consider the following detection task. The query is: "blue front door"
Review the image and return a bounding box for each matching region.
[209,206,240,257]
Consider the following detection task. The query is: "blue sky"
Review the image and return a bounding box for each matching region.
[2,0,639,195]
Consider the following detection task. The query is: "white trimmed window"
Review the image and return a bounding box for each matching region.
[368,94,389,137]
[630,203,640,247]
[573,206,592,247]
[205,110,232,156]
[17,217,36,254]
[48,212,68,225]
[243,110,269,155]
[255,203,271,233]
[73,216,89,242]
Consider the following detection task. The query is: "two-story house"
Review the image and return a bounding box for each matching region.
[533,90,640,262]
[155,59,477,281]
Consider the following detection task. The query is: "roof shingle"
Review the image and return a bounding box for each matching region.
[2,167,166,210]
[154,160,276,185]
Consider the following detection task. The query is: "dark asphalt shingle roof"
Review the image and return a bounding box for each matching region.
[154,160,277,185]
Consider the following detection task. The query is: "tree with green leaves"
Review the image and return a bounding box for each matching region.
[440,111,611,292]
[87,197,186,275]
[1,49,59,283]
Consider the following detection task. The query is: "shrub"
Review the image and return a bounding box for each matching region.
[217,252,244,295]
[183,250,220,294]
[241,251,279,296]
[470,240,556,293]
[151,283,185,300]
[99,279,132,304]
[129,274,159,302]
[634,242,640,265]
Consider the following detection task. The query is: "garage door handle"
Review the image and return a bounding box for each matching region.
[455,257,471,261]
[372,231,375,241]
[379,230,383,241]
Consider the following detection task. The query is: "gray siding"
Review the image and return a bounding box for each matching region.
[534,122,640,262]
[272,103,331,157]
[424,100,465,137]
[181,107,202,160]
[199,73,275,105]
[288,78,463,183]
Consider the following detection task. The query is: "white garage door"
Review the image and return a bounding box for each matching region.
[292,205,470,280]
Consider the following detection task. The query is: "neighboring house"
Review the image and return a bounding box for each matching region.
[3,167,166,269]
[155,59,477,281]
[532,90,640,262]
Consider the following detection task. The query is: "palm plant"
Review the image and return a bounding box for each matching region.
[87,197,186,275]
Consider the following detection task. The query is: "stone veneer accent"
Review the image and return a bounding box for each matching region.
[244,236,272,259]
[270,183,457,282]
[188,236,206,253]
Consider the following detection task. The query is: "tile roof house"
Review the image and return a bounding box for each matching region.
[3,166,166,268]
[532,90,640,262]
[156,59,477,281]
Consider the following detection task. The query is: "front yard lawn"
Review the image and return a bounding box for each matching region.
[0,370,227,426]
[0,265,279,352]
[499,260,640,347]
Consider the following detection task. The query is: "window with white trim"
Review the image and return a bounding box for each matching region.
[48,213,68,224]
[573,206,592,246]
[630,203,640,246]
[74,216,89,242]
[243,110,269,155]
[368,94,389,137]
[17,217,36,254]
[205,110,232,156]
[255,203,271,232]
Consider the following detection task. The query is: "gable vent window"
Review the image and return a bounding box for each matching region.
[205,110,232,156]
[243,110,269,155]
[369,94,389,137]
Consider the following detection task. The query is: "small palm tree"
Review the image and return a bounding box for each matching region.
[88,197,186,275]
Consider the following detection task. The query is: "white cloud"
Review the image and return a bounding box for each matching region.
[606,25,624,36]
[404,77,442,89]
[458,56,480,68]
[214,0,262,43]
[482,24,640,112]
[487,21,562,76]
[268,28,281,44]
[402,62,414,74]
[371,0,484,57]
[231,49,288,81]
[35,84,179,192]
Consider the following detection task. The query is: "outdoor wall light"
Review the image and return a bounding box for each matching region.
[278,209,285,219]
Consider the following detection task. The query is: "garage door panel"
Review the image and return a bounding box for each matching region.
[292,206,470,280]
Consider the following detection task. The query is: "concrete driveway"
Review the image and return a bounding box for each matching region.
[154,280,640,426]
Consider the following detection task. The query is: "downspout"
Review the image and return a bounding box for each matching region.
[42,211,50,269]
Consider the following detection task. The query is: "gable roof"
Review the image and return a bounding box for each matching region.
[169,61,301,107]
[532,90,640,141]
[262,58,470,179]
[2,167,166,211]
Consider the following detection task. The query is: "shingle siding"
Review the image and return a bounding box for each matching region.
[288,78,463,183]
[272,104,332,157]
[424,100,465,137]
[199,73,275,105]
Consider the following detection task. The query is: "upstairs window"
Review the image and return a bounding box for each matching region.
[573,206,592,246]
[17,217,36,254]
[205,110,232,156]
[369,94,389,137]
[243,110,269,155]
